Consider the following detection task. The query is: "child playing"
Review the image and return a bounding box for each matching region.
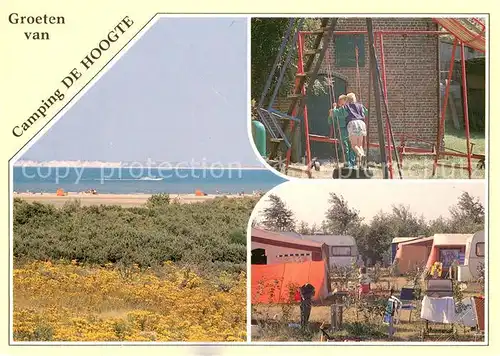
[358,266,371,297]
[329,95,356,168]
[332,93,368,163]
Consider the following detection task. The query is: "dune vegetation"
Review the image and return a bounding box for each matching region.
[13,195,257,342]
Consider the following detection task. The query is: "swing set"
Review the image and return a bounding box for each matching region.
[254,17,486,179]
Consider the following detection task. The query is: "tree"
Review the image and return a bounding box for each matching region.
[361,211,398,265]
[322,193,362,235]
[450,192,484,224]
[390,204,430,237]
[428,216,450,234]
[251,18,292,101]
[261,194,296,232]
[251,18,325,101]
[297,221,310,234]
[448,192,485,233]
[309,223,321,234]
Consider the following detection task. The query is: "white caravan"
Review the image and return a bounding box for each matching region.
[457,231,485,282]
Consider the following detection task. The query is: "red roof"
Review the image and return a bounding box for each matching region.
[251,228,324,248]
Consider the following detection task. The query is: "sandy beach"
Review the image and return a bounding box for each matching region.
[13,192,255,207]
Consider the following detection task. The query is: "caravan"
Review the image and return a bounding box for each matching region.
[300,235,360,268]
[458,231,485,282]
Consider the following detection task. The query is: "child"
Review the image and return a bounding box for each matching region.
[345,93,368,159]
[333,93,368,162]
[329,95,356,168]
[358,266,371,297]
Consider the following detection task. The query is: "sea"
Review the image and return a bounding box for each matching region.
[12,166,287,195]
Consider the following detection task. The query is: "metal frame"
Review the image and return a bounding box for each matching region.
[338,27,484,179]
[258,19,486,179]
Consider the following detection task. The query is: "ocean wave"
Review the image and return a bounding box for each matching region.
[80,177,164,182]
[139,177,164,181]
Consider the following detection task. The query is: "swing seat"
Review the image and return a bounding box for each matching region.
[332,167,373,179]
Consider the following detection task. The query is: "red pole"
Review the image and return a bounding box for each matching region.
[460,42,473,179]
[299,30,448,36]
[433,39,457,176]
[365,55,372,156]
[378,33,394,179]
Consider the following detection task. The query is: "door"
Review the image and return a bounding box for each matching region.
[302,75,347,160]
[251,248,267,265]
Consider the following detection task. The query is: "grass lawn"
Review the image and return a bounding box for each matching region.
[252,276,484,342]
[252,304,482,342]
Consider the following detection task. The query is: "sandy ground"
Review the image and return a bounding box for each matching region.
[13,192,254,207]
[286,158,485,180]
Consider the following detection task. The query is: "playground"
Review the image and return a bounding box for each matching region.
[251,17,486,179]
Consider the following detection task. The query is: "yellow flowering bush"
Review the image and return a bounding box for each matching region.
[13,261,246,342]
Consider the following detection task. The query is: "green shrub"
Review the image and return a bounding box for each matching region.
[13,197,259,273]
[146,193,171,208]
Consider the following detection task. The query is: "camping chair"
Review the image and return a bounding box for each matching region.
[472,296,485,341]
[399,287,418,323]
[425,279,454,298]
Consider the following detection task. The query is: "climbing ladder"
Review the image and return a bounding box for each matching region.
[256,107,300,148]
[268,18,339,169]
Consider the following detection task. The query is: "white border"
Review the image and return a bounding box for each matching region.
[245,13,489,181]
[247,179,488,345]
[9,13,489,347]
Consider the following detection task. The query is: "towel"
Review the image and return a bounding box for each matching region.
[420,296,456,323]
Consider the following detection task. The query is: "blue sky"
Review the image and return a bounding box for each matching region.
[22,17,260,166]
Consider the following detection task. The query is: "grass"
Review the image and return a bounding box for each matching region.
[252,275,484,342]
[252,304,481,342]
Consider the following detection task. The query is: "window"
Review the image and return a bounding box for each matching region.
[331,246,352,256]
[335,35,365,67]
[476,242,485,257]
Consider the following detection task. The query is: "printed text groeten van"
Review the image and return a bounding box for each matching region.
[10,15,135,138]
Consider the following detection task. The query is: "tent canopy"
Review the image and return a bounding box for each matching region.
[432,234,473,246]
[251,260,330,304]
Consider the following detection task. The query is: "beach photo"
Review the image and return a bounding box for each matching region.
[10,16,284,343]
[250,180,486,342]
[250,16,486,179]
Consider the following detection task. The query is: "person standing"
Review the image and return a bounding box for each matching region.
[329,95,356,168]
[299,283,315,328]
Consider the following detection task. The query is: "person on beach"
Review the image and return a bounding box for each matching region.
[329,95,356,168]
